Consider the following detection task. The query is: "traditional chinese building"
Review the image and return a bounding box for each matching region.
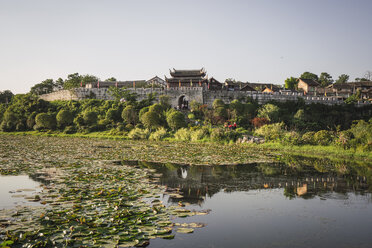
[165,68,223,90]
[297,78,320,95]
[324,81,372,100]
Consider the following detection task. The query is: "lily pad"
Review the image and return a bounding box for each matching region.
[176,228,194,234]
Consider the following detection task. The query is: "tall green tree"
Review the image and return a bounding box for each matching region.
[355,71,372,82]
[300,72,318,81]
[55,78,64,89]
[56,109,74,128]
[30,79,55,95]
[166,111,186,130]
[105,77,117,82]
[257,103,280,123]
[140,111,162,130]
[34,113,56,130]
[0,90,14,104]
[63,73,81,89]
[121,105,138,125]
[319,72,333,87]
[63,73,99,89]
[108,86,137,103]
[335,74,349,84]
[284,77,298,90]
[355,77,369,82]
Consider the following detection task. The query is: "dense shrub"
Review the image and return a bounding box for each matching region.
[121,105,138,125]
[190,128,209,141]
[116,124,125,132]
[282,131,302,145]
[229,100,244,116]
[149,127,167,141]
[188,113,195,120]
[149,103,164,115]
[251,117,269,128]
[0,110,18,131]
[254,122,285,141]
[190,100,202,112]
[128,128,150,140]
[34,113,56,130]
[63,126,76,134]
[166,111,186,130]
[0,104,7,122]
[159,95,171,109]
[336,130,354,149]
[140,110,162,130]
[257,104,280,122]
[313,130,334,146]
[348,119,372,151]
[73,115,85,128]
[105,108,121,123]
[56,109,73,128]
[349,119,372,145]
[16,122,25,131]
[214,106,228,120]
[125,123,134,131]
[138,106,149,120]
[210,128,226,141]
[26,112,37,129]
[174,128,191,141]
[301,131,316,145]
[83,111,98,126]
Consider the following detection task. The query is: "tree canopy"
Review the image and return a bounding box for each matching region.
[0,90,14,104]
[108,87,137,103]
[105,77,117,82]
[30,79,56,95]
[300,72,318,81]
[63,73,99,89]
[335,74,349,84]
[319,72,333,87]
[284,77,298,90]
[166,111,186,130]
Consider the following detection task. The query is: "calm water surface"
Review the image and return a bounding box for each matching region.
[0,175,42,209]
[132,161,372,248]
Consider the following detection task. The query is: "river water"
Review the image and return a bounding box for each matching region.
[0,175,43,210]
[133,161,372,248]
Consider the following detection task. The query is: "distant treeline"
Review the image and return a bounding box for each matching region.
[0,92,371,151]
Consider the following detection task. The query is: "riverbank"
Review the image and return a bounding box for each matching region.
[1,132,371,165]
[1,132,371,247]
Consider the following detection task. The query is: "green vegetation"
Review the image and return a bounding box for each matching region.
[335,74,350,84]
[319,72,334,87]
[284,77,298,90]
[300,71,319,81]
[0,90,14,104]
[0,92,371,159]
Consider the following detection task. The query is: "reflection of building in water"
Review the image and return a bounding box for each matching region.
[139,161,371,205]
[296,184,307,196]
[181,168,188,179]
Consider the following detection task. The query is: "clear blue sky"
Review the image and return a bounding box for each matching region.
[1,0,371,93]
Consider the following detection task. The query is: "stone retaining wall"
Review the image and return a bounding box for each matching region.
[40,87,370,107]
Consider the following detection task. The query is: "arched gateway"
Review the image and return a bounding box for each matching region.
[178,95,189,109]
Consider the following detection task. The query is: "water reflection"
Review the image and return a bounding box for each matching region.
[125,159,371,206]
[0,175,42,209]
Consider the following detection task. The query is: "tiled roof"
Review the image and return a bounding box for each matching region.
[170,68,206,78]
[299,78,320,87]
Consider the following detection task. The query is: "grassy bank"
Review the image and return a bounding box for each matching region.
[258,142,372,164]
[1,131,371,165]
